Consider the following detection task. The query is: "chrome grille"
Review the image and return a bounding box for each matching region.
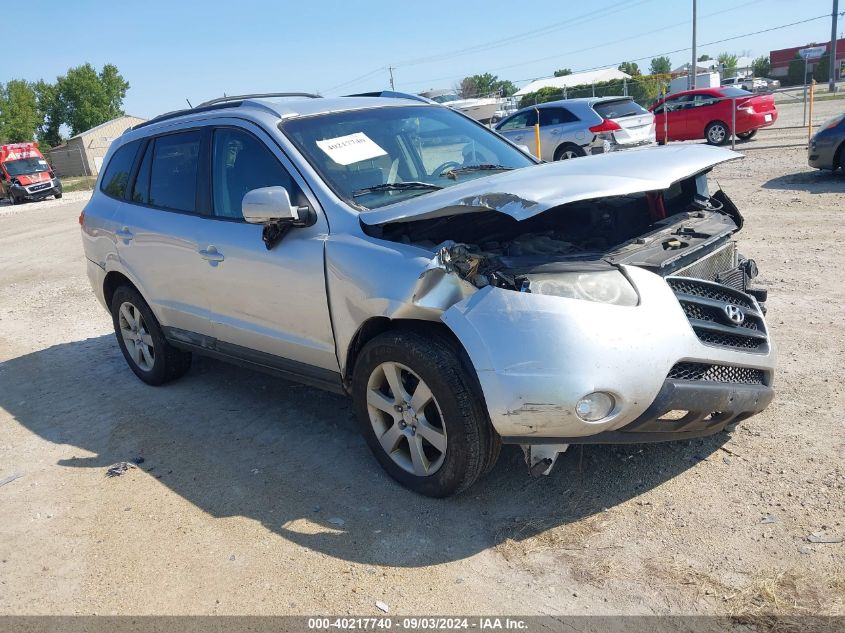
[667,277,769,352]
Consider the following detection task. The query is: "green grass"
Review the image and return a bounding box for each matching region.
[60,176,97,193]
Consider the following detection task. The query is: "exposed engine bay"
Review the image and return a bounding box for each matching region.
[366,171,758,296]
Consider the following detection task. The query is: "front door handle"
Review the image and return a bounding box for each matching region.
[199,245,225,266]
[115,227,134,243]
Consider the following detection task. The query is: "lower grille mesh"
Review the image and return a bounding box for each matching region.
[668,362,766,385]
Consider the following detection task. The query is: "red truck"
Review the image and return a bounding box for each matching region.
[0,143,62,205]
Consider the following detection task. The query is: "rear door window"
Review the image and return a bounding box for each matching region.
[539,108,578,126]
[593,99,649,119]
[100,141,141,200]
[211,128,298,219]
[148,131,202,212]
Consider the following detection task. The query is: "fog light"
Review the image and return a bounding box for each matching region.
[575,392,615,422]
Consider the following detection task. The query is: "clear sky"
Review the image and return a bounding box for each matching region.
[4,0,841,118]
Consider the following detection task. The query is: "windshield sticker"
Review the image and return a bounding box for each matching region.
[316,132,387,166]
[38,160,48,166]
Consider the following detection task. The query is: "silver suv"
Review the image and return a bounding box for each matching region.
[81,93,776,497]
[494,97,656,161]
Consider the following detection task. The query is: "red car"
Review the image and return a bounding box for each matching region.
[650,87,778,145]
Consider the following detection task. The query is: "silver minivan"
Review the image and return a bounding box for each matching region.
[494,97,656,161]
[82,93,775,496]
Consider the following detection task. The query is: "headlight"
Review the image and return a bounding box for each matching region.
[526,270,638,306]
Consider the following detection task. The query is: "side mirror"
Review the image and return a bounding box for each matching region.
[242,186,301,224]
[242,186,316,250]
[516,144,532,154]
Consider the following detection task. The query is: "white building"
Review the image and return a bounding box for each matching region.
[514,68,632,96]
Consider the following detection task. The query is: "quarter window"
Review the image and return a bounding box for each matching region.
[211,128,296,219]
[148,131,201,212]
[100,141,141,200]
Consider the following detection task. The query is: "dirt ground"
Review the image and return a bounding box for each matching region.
[1,98,843,618]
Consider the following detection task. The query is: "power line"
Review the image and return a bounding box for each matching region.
[407,11,835,91]
[399,0,765,90]
[394,0,653,69]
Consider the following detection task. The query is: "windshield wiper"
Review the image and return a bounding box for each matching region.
[352,182,442,197]
[439,164,514,179]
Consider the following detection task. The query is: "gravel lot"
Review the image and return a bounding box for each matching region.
[1,98,843,618]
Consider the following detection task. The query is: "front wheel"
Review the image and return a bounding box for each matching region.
[705,121,730,146]
[352,330,499,497]
[736,129,757,141]
[110,285,192,385]
[54,193,63,199]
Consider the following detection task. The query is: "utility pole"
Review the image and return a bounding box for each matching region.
[831,0,840,92]
[388,66,396,90]
[690,0,697,90]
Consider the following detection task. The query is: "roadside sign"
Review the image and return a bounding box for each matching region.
[798,46,826,60]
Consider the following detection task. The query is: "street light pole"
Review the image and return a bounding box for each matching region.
[831,0,840,92]
[690,0,697,90]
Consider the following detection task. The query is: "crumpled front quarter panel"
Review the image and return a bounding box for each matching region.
[440,266,757,438]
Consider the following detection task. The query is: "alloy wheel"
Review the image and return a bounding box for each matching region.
[118,301,155,371]
[365,361,447,476]
[708,125,727,144]
[561,150,579,159]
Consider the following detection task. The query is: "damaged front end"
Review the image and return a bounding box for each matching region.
[335,146,775,476]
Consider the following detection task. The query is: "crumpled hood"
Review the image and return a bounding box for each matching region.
[14,172,50,186]
[360,144,741,226]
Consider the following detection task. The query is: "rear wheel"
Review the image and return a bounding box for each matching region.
[352,330,499,497]
[554,143,586,160]
[110,285,192,385]
[736,129,757,141]
[705,121,730,146]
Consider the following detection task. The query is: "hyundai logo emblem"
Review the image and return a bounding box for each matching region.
[724,304,745,325]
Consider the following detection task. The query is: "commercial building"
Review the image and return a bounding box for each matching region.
[48,115,146,177]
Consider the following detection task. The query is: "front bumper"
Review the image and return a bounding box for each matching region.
[441,266,776,442]
[13,179,62,201]
[808,132,839,169]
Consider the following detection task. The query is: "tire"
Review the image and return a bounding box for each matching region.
[736,129,757,141]
[705,121,730,146]
[54,193,62,199]
[110,285,192,386]
[554,143,587,160]
[352,330,499,497]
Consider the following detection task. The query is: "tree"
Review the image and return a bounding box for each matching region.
[787,54,807,86]
[698,54,712,62]
[34,80,63,147]
[458,73,516,98]
[0,80,40,143]
[618,62,641,76]
[553,68,572,77]
[717,52,738,78]
[813,53,830,83]
[649,56,671,75]
[56,63,129,136]
[751,56,771,78]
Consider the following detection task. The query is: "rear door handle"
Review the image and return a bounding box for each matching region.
[199,246,225,266]
[115,227,134,243]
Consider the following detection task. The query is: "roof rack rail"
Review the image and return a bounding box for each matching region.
[196,92,322,108]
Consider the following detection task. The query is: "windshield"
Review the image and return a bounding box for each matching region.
[718,87,753,98]
[4,157,50,177]
[281,105,535,210]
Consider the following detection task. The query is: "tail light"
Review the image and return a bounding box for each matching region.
[78,210,85,226]
[589,119,622,134]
